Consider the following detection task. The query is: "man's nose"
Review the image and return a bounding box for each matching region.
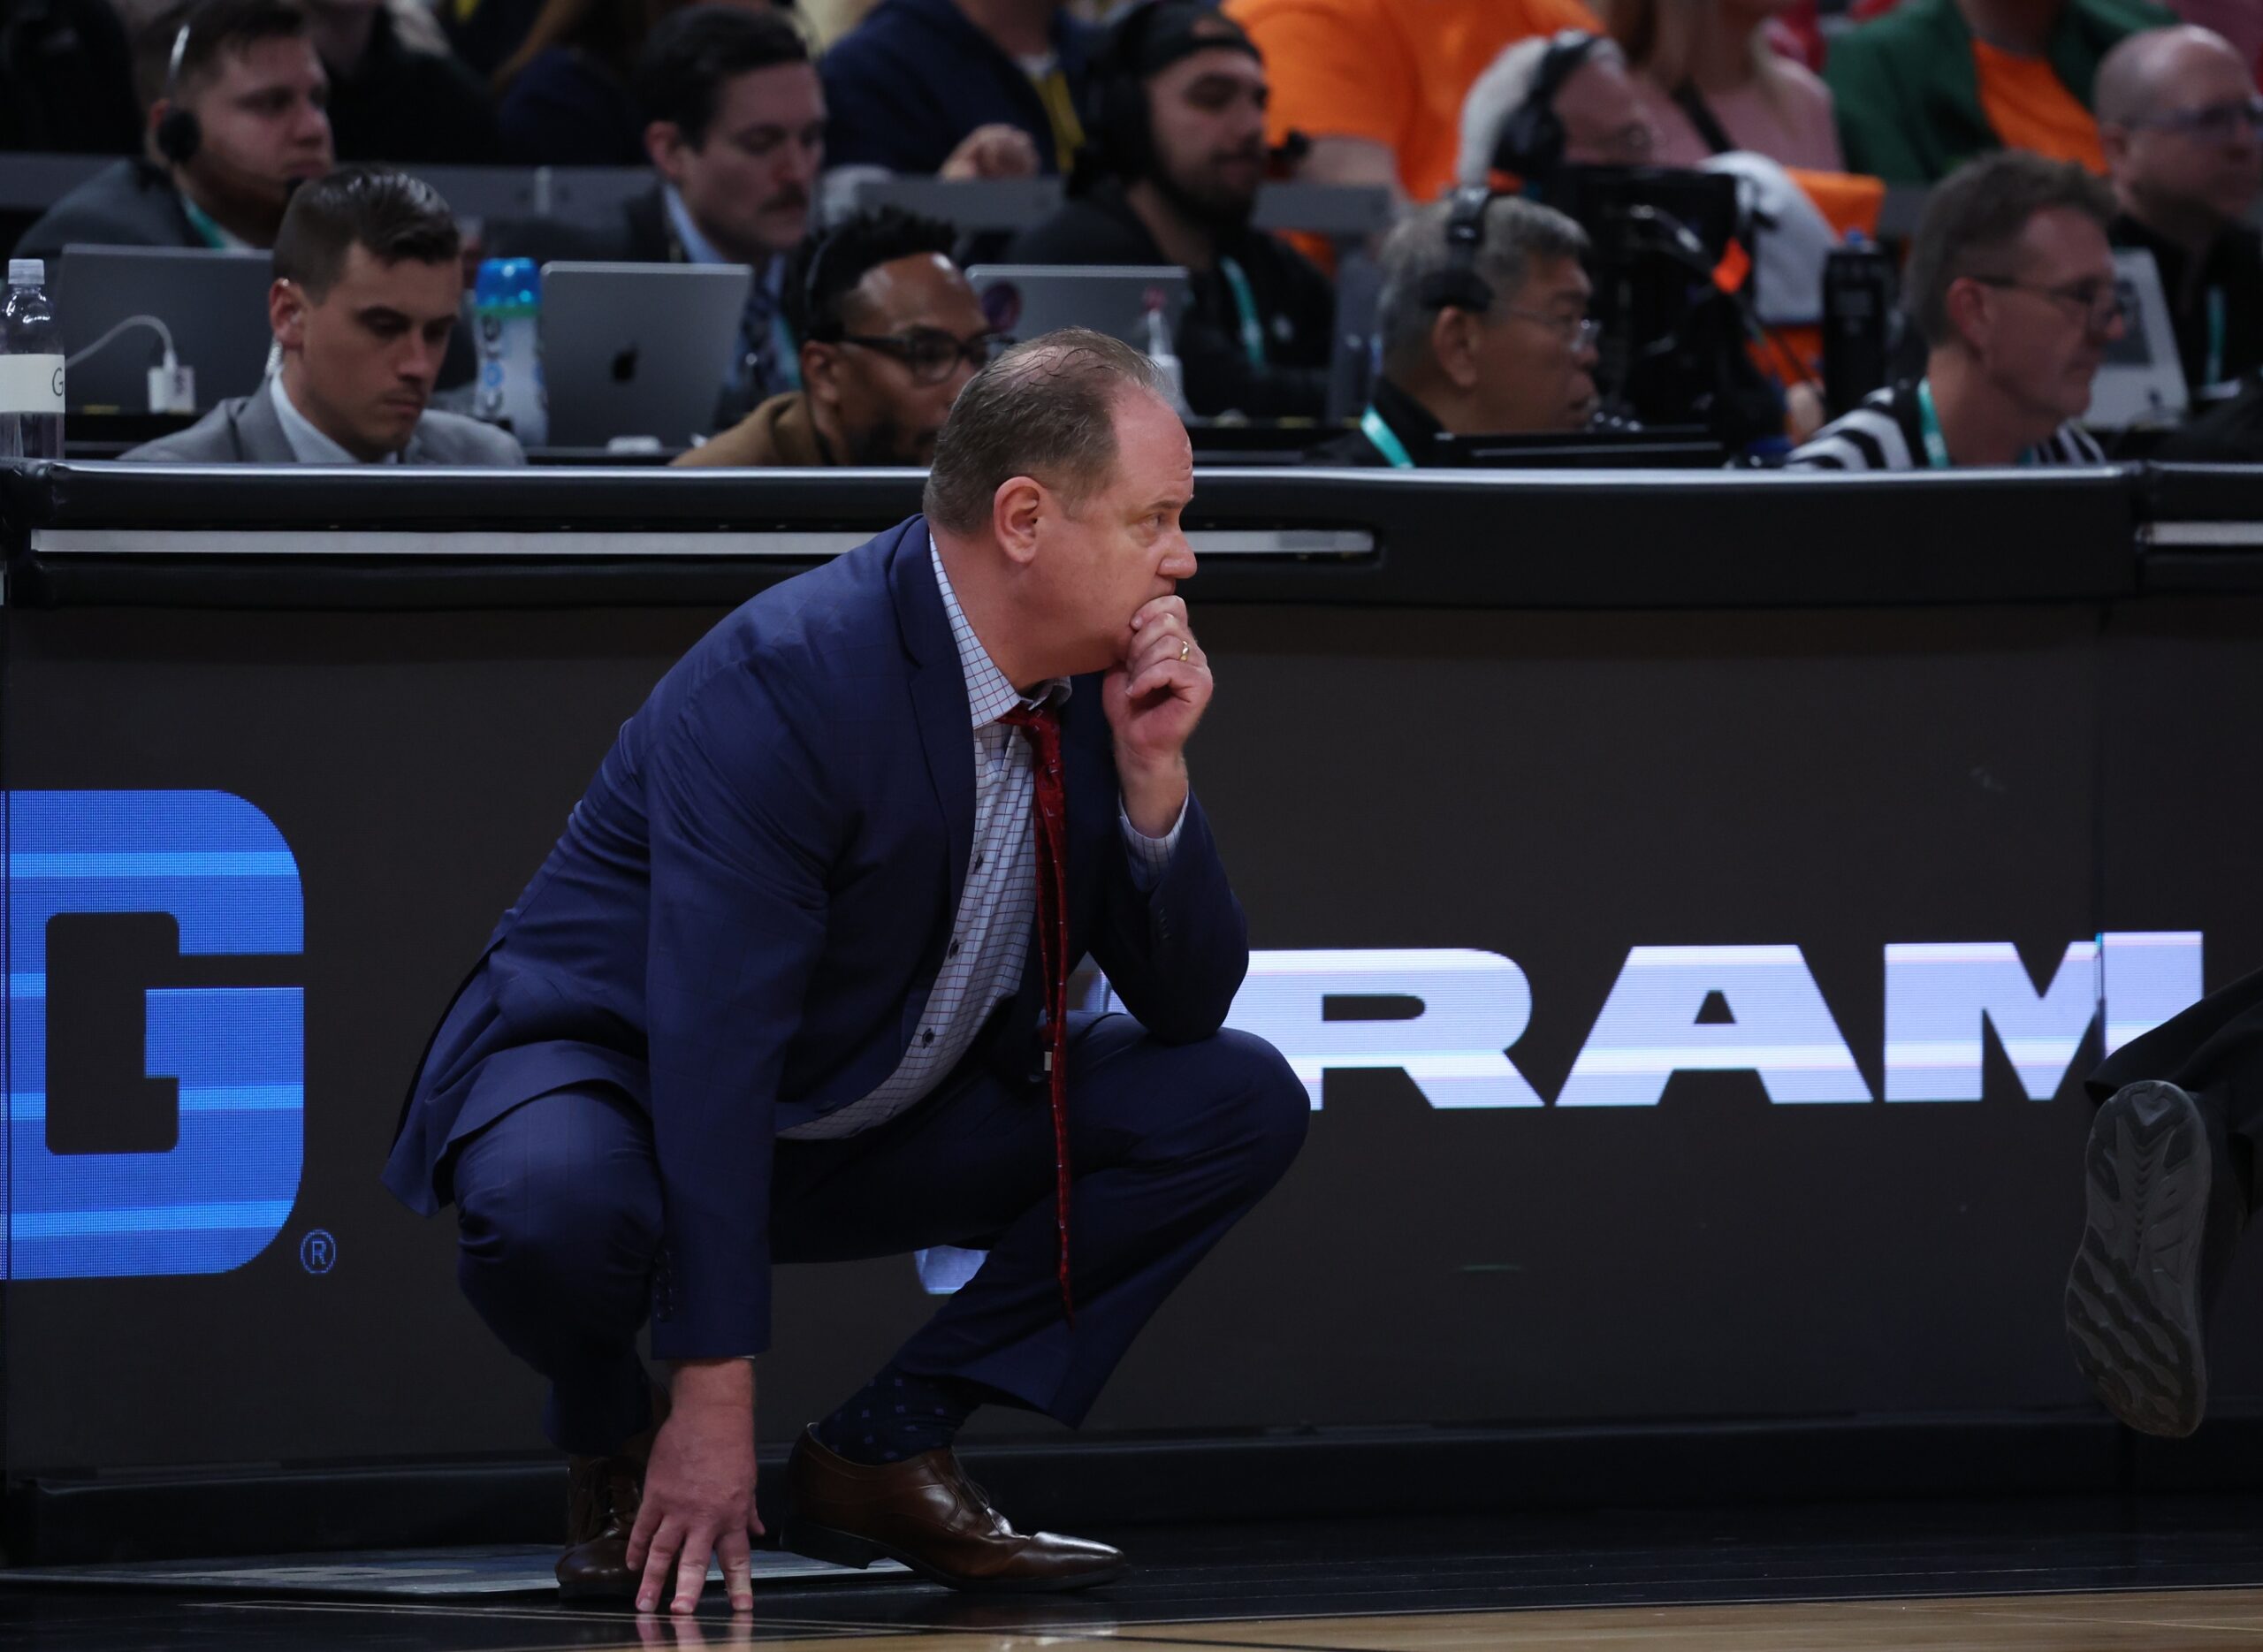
[400,335,444,385]
[295,97,331,146]
[1162,534,1198,580]
[776,139,820,190]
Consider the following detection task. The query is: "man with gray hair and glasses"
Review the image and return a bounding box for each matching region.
[1312,188,1600,467]
[1787,150,2117,469]
[2099,25,2263,393]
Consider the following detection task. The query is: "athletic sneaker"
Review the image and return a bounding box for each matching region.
[2064,1080,2248,1437]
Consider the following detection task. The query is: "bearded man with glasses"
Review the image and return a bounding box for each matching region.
[2099,25,2263,394]
[677,206,1013,468]
[1788,150,2118,469]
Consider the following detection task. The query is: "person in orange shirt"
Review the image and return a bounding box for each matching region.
[1223,0,1602,205]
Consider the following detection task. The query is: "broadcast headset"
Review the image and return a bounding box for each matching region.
[153,6,205,165]
[1078,0,1274,184]
[1488,29,1605,184]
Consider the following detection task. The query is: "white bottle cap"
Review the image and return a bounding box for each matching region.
[8,258,42,286]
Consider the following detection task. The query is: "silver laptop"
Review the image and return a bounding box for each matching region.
[2088,247,2190,430]
[537,262,753,447]
[964,264,1191,351]
[57,245,274,413]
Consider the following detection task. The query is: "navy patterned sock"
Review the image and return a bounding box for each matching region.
[813,1364,980,1465]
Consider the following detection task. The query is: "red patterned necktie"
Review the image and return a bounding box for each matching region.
[995,702,1074,1324]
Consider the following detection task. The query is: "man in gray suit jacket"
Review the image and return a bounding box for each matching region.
[126,167,524,466]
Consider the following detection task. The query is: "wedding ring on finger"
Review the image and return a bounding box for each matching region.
[1177,639,1191,662]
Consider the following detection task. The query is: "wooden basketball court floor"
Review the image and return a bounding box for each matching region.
[7,1496,2263,1650]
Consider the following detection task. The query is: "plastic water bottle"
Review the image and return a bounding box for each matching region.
[1142,290,1189,415]
[472,256,546,447]
[0,259,65,461]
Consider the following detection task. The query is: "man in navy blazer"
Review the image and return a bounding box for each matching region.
[384,329,1307,1611]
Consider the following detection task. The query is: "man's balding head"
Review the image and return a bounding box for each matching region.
[2099,25,2261,239]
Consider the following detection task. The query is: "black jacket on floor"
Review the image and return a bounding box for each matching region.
[1006,179,1335,420]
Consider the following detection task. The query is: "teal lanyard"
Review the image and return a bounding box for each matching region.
[1219,255,1267,368]
[2206,286,2226,386]
[1914,377,1952,468]
[180,194,232,250]
[1360,405,1414,468]
[1915,376,2035,467]
[770,308,801,392]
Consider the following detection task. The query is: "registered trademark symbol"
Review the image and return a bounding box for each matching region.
[300,1229,337,1275]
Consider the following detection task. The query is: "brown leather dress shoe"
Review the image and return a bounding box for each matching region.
[555,1452,644,1599]
[783,1428,1124,1593]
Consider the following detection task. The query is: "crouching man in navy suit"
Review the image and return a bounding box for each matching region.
[382,328,1307,1612]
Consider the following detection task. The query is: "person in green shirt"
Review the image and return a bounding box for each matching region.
[1825,0,2173,185]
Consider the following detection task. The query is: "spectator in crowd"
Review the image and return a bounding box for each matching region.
[676,205,1006,464]
[1311,193,1599,465]
[2099,24,2263,390]
[1006,2,1336,419]
[1787,151,2115,466]
[123,168,524,464]
[821,0,1092,176]
[1823,0,2173,185]
[1456,29,1658,187]
[0,0,145,155]
[16,0,334,262]
[491,0,769,164]
[489,5,821,425]
[309,0,501,164]
[1598,0,1842,170]
[1226,0,1602,207]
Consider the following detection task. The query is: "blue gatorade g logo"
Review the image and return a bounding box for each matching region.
[7,791,304,1279]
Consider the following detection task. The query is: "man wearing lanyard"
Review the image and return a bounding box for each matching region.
[1788,151,2116,469]
[486,7,820,430]
[16,0,335,264]
[2097,26,2263,396]
[1006,1,1336,419]
[1307,191,1600,468]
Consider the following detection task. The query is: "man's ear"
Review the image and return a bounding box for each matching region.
[991,476,1047,566]
[644,120,689,184]
[801,340,842,406]
[1943,276,1991,354]
[269,277,309,353]
[1429,306,1482,391]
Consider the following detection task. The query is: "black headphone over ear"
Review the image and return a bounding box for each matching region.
[154,14,201,165]
[1490,29,1602,183]
[1416,183,1497,315]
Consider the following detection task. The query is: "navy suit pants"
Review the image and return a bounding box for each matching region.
[447,1014,1308,1454]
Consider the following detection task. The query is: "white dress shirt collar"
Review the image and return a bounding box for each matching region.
[269,372,400,465]
[930,537,1069,727]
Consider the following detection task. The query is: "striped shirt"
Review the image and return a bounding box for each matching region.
[1785,384,2107,470]
[781,542,1181,1139]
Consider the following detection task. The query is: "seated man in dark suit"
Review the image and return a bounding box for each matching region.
[674,206,1009,467]
[17,0,335,262]
[486,4,822,430]
[126,168,523,464]
[2098,25,2263,395]
[1008,1,1335,419]
[1311,191,1598,465]
[383,330,1305,1609]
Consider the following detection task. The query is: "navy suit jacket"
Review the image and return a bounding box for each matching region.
[384,516,1249,1358]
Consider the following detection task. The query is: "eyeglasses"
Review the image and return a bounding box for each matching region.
[2135,95,2263,142]
[1970,275,2130,335]
[1504,307,1602,350]
[834,327,1015,384]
